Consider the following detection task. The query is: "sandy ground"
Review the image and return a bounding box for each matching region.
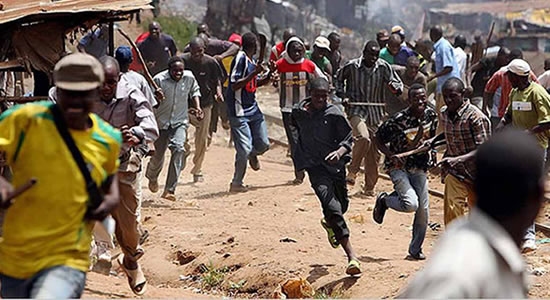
[82,124,550,298]
[79,18,550,300]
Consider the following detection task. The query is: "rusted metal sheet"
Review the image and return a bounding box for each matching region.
[0,0,151,25]
[431,0,550,15]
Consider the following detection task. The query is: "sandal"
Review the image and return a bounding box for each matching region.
[346,259,362,277]
[117,254,147,295]
[320,219,340,249]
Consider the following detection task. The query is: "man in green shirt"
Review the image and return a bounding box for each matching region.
[305,36,333,78]
[498,58,550,253]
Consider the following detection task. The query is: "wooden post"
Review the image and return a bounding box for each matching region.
[108,22,115,56]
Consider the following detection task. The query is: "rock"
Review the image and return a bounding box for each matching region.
[179,275,191,281]
[223,253,231,258]
[175,250,199,265]
[278,278,314,298]
[227,236,235,243]
[280,237,298,243]
[366,205,374,211]
[192,288,202,293]
[398,274,408,279]
[531,267,547,276]
[248,201,254,206]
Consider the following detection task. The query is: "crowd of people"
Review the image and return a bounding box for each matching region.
[0,18,549,299]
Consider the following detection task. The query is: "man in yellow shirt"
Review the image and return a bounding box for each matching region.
[498,58,550,253]
[0,53,121,298]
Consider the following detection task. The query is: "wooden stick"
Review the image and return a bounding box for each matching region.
[394,140,446,158]
[258,33,267,65]
[116,27,165,101]
[0,96,48,103]
[347,102,386,107]
[485,21,496,50]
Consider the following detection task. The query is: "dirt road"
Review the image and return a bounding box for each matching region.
[82,126,550,298]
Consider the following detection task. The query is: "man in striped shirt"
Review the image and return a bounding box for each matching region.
[336,40,403,196]
[226,33,273,193]
[275,37,327,184]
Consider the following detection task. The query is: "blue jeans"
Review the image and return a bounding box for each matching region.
[0,265,86,298]
[384,169,429,256]
[229,112,270,185]
[146,125,188,193]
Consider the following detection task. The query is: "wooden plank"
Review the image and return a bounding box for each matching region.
[536,223,550,236]
[0,60,23,70]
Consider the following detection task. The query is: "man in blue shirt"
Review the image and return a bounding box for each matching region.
[77,24,109,59]
[428,26,460,133]
[146,56,203,200]
[226,32,273,193]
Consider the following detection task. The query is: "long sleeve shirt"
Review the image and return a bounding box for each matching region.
[153,70,201,130]
[291,98,353,173]
[336,57,403,126]
[121,70,158,108]
[93,81,159,156]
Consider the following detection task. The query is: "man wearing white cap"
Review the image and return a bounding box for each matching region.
[305,36,333,78]
[497,58,550,253]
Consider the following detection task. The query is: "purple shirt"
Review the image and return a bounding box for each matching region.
[393,46,416,66]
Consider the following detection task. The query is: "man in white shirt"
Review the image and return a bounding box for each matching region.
[454,35,467,83]
[537,58,550,90]
[400,129,544,298]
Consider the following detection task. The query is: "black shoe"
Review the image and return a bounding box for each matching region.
[408,251,426,260]
[373,192,388,224]
[249,155,260,171]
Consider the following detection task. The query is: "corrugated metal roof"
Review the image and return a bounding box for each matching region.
[0,0,151,25]
[431,0,550,15]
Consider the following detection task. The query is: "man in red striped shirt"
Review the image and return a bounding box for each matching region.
[274,37,327,184]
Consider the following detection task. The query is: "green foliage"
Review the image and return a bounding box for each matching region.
[313,287,344,299]
[200,261,228,289]
[143,16,196,50]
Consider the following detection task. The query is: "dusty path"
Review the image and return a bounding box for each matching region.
[82,128,550,298]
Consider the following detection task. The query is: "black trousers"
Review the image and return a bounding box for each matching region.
[282,112,305,181]
[209,91,229,136]
[307,165,350,240]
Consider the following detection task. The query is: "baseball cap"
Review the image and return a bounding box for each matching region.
[314,36,331,51]
[376,30,390,41]
[115,46,133,65]
[506,59,531,76]
[392,25,405,36]
[54,53,104,91]
[228,33,242,46]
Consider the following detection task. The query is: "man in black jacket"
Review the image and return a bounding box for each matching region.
[291,77,361,276]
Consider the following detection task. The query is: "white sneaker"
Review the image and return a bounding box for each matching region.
[522,239,537,253]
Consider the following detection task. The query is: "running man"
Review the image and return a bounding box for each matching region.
[146,56,203,200]
[0,53,120,298]
[226,32,272,192]
[374,83,437,260]
[291,77,361,276]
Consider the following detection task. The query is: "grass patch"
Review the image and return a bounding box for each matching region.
[313,287,344,299]
[200,261,229,289]
[143,16,196,50]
